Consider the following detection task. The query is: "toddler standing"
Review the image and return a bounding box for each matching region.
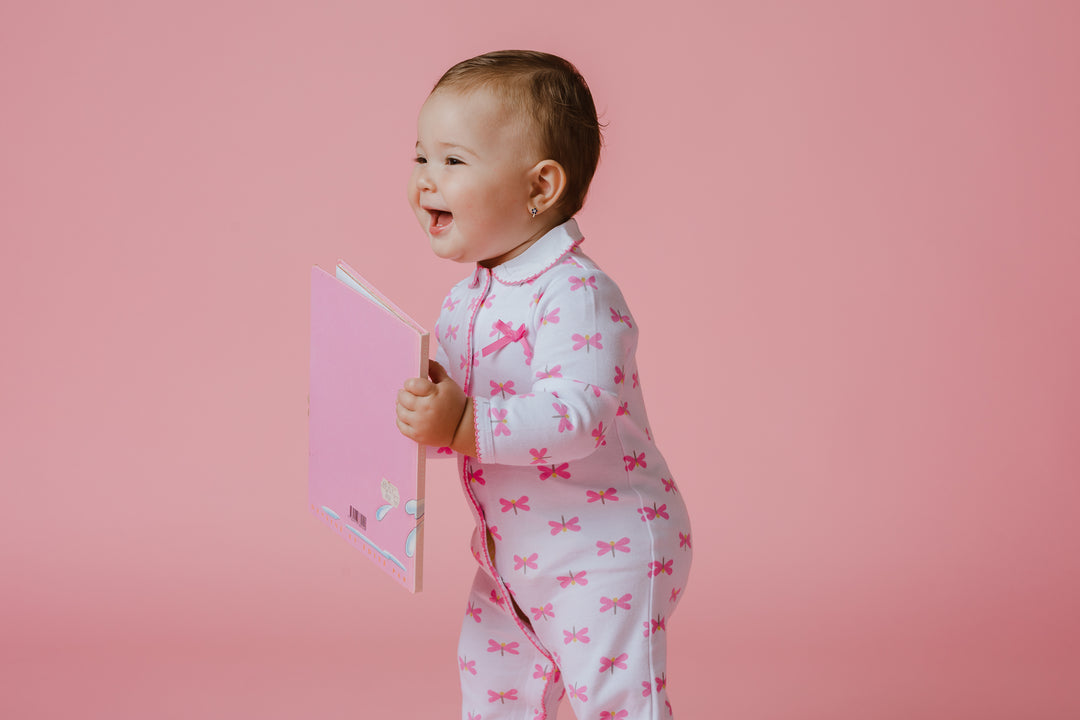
[396,50,692,720]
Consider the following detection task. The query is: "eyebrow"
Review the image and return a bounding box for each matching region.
[416,140,478,156]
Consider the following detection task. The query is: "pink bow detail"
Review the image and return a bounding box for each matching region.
[483,321,533,363]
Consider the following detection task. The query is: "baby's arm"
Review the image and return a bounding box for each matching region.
[396,360,479,457]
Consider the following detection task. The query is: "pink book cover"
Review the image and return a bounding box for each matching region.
[309,261,429,592]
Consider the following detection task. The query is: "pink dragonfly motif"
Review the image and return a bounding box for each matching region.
[601,711,629,720]
[535,364,562,379]
[541,308,560,325]
[616,401,630,416]
[592,422,607,448]
[641,680,652,697]
[488,525,502,541]
[597,537,631,557]
[465,601,482,623]
[530,603,555,621]
[632,372,639,388]
[531,290,543,306]
[468,712,481,720]
[586,487,619,504]
[599,594,632,615]
[551,403,574,432]
[488,639,521,656]
[490,380,516,399]
[490,408,511,437]
[561,255,582,267]
[563,625,590,644]
[460,353,479,370]
[500,496,530,515]
[467,467,486,485]
[578,381,602,398]
[482,294,496,309]
[599,653,629,675]
[490,589,506,609]
[614,366,625,384]
[569,275,597,291]
[514,553,539,574]
[609,307,633,327]
[679,531,692,549]
[571,332,603,352]
[648,558,674,578]
[488,689,518,704]
[666,700,673,715]
[445,324,459,341]
[557,569,588,588]
[637,502,670,521]
[538,463,571,481]
[442,295,459,311]
[651,614,667,635]
[459,656,477,675]
[548,515,581,535]
[624,451,647,471]
[655,672,667,692]
[567,684,588,702]
[661,477,678,493]
[670,587,682,603]
[529,447,550,465]
[533,664,559,681]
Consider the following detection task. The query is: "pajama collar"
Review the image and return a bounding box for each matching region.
[472,218,585,287]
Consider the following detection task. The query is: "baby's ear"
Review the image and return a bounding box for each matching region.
[529,159,567,216]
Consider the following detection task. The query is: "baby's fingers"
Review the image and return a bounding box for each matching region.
[403,376,437,396]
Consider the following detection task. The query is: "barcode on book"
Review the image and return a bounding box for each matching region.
[349,506,366,530]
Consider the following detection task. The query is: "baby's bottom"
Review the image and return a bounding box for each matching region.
[458,567,681,720]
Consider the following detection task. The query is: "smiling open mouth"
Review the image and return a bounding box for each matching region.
[428,209,453,233]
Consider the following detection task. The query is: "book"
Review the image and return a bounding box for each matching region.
[309,261,429,592]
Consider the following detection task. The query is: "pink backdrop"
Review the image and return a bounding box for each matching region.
[2,1,1078,718]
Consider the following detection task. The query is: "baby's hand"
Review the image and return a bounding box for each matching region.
[396,360,469,450]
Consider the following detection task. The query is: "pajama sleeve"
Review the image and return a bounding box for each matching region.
[472,269,637,466]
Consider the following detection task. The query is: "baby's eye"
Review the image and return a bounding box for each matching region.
[446,157,464,166]
[413,156,427,164]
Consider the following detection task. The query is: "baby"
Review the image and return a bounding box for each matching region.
[396,50,692,720]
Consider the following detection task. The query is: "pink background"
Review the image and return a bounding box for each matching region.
[2,1,1078,718]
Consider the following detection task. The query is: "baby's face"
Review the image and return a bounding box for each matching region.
[408,87,543,267]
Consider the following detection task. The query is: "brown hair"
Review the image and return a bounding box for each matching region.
[432,50,603,219]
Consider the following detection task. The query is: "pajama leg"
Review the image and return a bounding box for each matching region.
[459,568,565,720]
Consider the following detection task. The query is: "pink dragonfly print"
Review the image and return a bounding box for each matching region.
[597,537,631,557]
[679,531,692,549]
[567,684,588,702]
[548,515,581,535]
[557,569,589,588]
[490,589,507,609]
[482,294,496,309]
[655,672,668,692]
[648,558,674,578]
[445,324,459,341]
[529,447,550,464]
[488,689,518,704]
[488,525,502,541]
[601,711,629,720]
[467,467,486,486]
[513,553,539,574]
[488,639,521,656]
[571,332,603,352]
[490,408,511,437]
[531,290,543,306]
[616,401,630,416]
[586,487,619,504]
[468,712,481,720]
[609,306,633,327]
[661,477,678,493]
[624,451,647,471]
[651,614,667,635]
[500,496,530,515]
[563,625,590,644]
[599,653,629,675]
[538,463,571,481]
[569,275,597,291]
[641,680,652,697]
[551,403,574,432]
[637,502,670,521]
[536,364,562,379]
[670,587,682,603]
[632,372,639,388]
[530,603,555,622]
[540,307,560,325]
[592,422,607,448]
[459,656,477,675]
[490,380,516,399]
[614,366,625,385]
[465,601,482,623]
[442,295,459,311]
[599,593,632,615]
[460,353,479,370]
[533,664,560,682]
